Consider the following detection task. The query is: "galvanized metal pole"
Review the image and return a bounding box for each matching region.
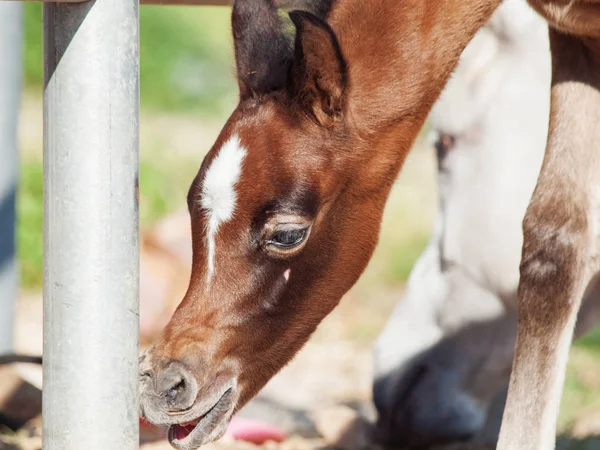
[0,2,23,356]
[42,0,140,448]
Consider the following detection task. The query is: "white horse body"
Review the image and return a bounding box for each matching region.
[373,1,600,444]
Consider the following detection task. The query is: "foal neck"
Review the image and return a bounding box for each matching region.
[328,0,502,141]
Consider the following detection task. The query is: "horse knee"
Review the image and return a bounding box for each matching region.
[517,198,589,334]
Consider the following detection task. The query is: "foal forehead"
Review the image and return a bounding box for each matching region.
[196,104,330,220]
[201,135,247,224]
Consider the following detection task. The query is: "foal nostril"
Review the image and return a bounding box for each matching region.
[165,377,186,401]
[157,362,199,412]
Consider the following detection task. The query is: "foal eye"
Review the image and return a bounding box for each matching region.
[264,223,311,255]
[269,228,307,248]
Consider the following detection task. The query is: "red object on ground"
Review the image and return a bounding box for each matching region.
[226,417,287,444]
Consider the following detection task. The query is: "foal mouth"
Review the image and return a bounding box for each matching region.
[168,387,236,450]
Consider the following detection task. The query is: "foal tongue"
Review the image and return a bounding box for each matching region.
[173,423,196,441]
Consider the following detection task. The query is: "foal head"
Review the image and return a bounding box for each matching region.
[139,2,403,448]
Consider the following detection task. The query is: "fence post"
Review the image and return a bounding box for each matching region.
[0,2,23,356]
[42,0,140,448]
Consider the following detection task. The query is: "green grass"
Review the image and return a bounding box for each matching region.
[23,4,237,115]
[560,346,600,432]
[575,326,600,353]
[388,233,430,282]
[138,157,198,226]
[18,159,44,288]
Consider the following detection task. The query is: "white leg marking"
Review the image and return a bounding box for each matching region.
[201,134,247,283]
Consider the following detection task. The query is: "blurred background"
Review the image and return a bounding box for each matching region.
[3,3,600,450]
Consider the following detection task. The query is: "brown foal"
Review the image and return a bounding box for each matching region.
[139,0,600,449]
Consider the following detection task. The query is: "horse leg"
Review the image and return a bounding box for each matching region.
[496,30,600,450]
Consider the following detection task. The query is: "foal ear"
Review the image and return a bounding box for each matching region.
[288,10,347,127]
[232,0,293,98]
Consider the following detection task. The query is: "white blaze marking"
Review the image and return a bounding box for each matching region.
[283,269,291,282]
[201,135,247,283]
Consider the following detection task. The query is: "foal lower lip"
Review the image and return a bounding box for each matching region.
[170,388,234,443]
[180,420,198,428]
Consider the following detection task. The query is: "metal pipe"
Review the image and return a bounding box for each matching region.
[0,2,23,356]
[42,0,140,448]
